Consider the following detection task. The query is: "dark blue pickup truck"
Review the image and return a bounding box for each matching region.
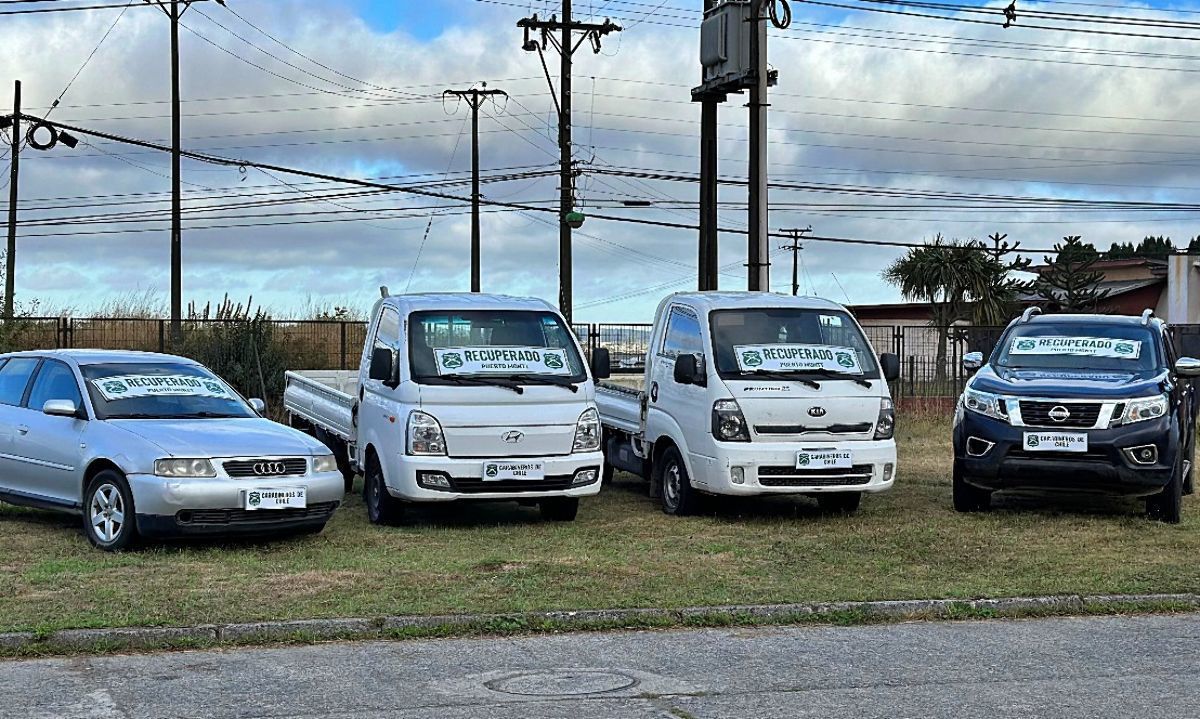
[953,309,1200,522]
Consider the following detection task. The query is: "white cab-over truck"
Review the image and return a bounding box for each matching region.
[596,292,901,515]
[284,292,605,523]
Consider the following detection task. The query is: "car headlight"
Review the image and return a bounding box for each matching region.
[712,399,750,442]
[962,388,1006,421]
[154,458,216,478]
[1118,394,1169,425]
[407,410,447,456]
[874,397,895,440]
[312,454,338,473]
[573,408,601,453]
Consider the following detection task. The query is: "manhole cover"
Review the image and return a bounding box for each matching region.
[486,670,638,697]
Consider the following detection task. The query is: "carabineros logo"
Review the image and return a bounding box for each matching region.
[836,351,855,368]
[1027,435,1040,448]
[103,380,128,395]
[248,491,262,507]
[485,464,499,477]
[741,350,764,368]
[441,352,464,370]
[1016,339,1037,351]
[544,353,564,369]
[202,380,225,394]
[1115,342,1135,355]
[797,453,811,467]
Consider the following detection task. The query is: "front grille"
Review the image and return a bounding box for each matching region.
[178,501,338,526]
[1018,401,1102,429]
[1008,448,1111,461]
[446,474,578,493]
[758,464,874,487]
[223,458,308,478]
[755,423,873,435]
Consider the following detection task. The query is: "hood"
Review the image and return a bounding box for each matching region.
[725,379,887,442]
[111,418,326,458]
[418,384,594,459]
[969,365,1167,399]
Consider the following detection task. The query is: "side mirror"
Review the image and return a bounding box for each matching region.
[591,347,611,380]
[248,398,266,414]
[962,352,984,373]
[1176,357,1200,378]
[368,347,395,383]
[879,353,901,382]
[673,353,706,386]
[43,399,79,418]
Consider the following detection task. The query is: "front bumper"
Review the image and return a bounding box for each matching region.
[688,439,897,496]
[387,450,605,502]
[128,470,346,536]
[953,410,1178,497]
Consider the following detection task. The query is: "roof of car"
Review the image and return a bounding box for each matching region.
[382,292,557,314]
[665,292,848,314]
[0,349,198,366]
[1023,313,1163,327]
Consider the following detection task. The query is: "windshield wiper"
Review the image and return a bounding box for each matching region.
[421,375,524,394]
[740,369,821,390]
[800,368,874,389]
[106,413,164,420]
[507,374,580,393]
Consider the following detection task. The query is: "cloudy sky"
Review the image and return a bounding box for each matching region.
[2,0,1200,321]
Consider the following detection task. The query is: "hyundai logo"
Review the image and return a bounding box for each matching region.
[808,407,827,418]
[1048,406,1072,422]
[502,431,525,444]
[253,461,287,476]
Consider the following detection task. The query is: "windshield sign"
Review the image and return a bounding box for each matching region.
[91,373,233,401]
[1009,336,1142,360]
[433,347,572,376]
[734,343,862,373]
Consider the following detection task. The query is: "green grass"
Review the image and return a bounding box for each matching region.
[1,416,1197,635]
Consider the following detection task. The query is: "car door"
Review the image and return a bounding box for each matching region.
[361,306,402,445]
[1164,327,1196,462]
[17,359,89,508]
[0,357,47,501]
[652,305,712,468]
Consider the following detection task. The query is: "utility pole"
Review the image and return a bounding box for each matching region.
[747,0,770,292]
[517,5,621,324]
[780,226,812,297]
[4,81,19,322]
[696,0,721,292]
[443,85,507,293]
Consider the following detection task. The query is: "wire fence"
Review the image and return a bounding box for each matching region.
[4,317,1198,401]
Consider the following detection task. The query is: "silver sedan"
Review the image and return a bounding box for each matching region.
[0,350,345,550]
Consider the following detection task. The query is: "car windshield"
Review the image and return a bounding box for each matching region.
[710,308,881,380]
[80,362,256,420]
[408,310,587,384]
[993,323,1161,372]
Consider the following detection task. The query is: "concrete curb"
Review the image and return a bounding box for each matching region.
[4,593,1198,655]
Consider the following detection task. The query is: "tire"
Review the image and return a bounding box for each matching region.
[1147,450,1184,524]
[817,492,862,514]
[657,446,700,516]
[83,470,139,551]
[363,457,403,526]
[1184,432,1195,496]
[539,497,579,522]
[952,463,992,513]
[601,462,615,485]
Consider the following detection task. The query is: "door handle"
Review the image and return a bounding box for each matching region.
[16,425,29,435]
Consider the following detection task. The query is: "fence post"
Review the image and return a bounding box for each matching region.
[907,355,916,397]
[158,320,165,354]
[340,322,348,370]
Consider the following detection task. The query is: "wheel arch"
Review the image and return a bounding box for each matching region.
[81,458,127,503]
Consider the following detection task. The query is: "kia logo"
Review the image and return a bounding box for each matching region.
[1048,406,1071,422]
[808,407,827,418]
[502,431,524,444]
[253,461,287,476]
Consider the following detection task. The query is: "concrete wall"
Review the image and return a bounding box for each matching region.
[1165,255,1200,324]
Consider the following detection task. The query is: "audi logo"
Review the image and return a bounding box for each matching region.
[253,461,287,476]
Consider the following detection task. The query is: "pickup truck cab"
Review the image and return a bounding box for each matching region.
[595,292,901,515]
[953,308,1200,522]
[284,292,604,524]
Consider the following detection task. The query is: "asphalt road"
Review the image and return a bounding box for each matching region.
[5,613,1200,718]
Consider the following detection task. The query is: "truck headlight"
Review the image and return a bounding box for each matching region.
[712,399,750,442]
[1118,394,1169,425]
[154,458,216,478]
[407,411,447,456]
[573,408,601,453]
[313,454,338,473]
[874,397,895,440]
[962,388,1006,421]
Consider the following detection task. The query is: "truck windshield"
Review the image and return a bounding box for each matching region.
[408,310,587,384]
[994,324,1161,372]
[80,362,256,420]
[710,308,881,380]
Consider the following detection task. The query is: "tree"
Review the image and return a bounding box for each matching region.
[1034,236,1111,312]
[1189,236,1200,253]
[884,235,1021,380]
[1106,242,1135,260]
[1134,235,1174,259]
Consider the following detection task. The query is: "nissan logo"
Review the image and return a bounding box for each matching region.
[1048,406,1072,422]
[502,431,525,444]
[808,407,827,418]
[253,461,287,476]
